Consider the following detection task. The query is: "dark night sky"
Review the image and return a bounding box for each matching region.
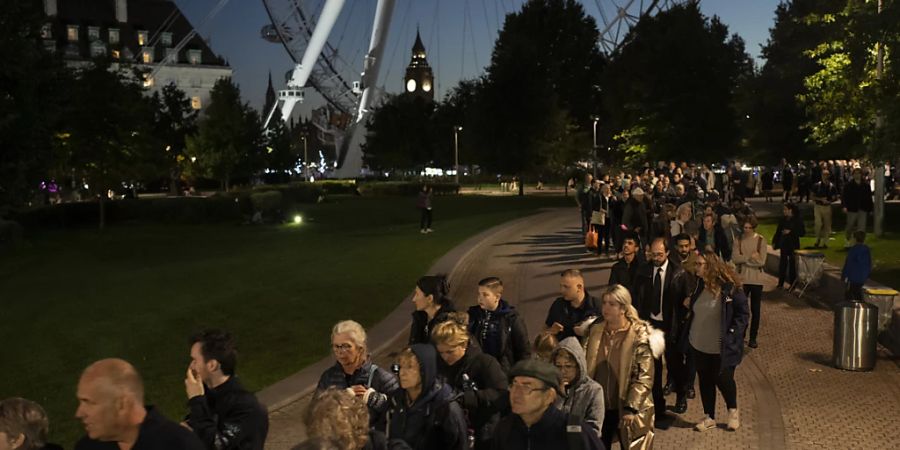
[172,0,782,116]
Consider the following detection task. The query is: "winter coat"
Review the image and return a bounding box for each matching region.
[185,377,268,450]
[678,280,750,370]
[544,291,600,341]
[409,304,456,345]
[773,215,805,252]
[842,244,872,284]
[551,337,605,441]
[491,405,604,450]
[76,407,205,450]
[387,345,468,450]
[583,320,663,440]
[316,359,400,430]
[467,300,531,372]
[438,346,508,448]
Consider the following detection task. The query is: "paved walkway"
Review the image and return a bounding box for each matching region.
[265,208,900,449]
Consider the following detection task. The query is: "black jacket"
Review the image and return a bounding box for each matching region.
[544,292,599,341]
[438,346,508,448]
[842,180,873,212]
[409,304,455,345]
[678,280,750,370]
[467,300,531,372]
[698,224,732,261]
[316,359,400,430]
[773,215,805,252]
[637,260,690,335]
[608,255,646,300]
[622,198,649,243]
[76,407,205,450]
[387,345,468,450]
[186,377,268,450]
[491,405,604,450]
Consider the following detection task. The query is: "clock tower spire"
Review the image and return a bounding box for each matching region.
[403,27,434,101]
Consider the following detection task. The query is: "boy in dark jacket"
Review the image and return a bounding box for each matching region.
[841,231,872,301]
[774,202,805,289]
[468,277,531,373]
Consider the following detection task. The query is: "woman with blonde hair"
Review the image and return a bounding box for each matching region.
[678,251,749,432]
[584,284,664,450]
[432,313,507,449]
[299,388,375,450]
[316,320,399,431]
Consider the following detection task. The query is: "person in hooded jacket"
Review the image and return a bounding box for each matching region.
[467,277,531,372]
[551,338,605,442]
[433,315,508,450]
[386,344,468,450]
[409,275,456,345]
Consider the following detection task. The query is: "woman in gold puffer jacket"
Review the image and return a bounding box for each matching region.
[584,284,665,450]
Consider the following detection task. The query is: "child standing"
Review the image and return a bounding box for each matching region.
[467,277,531,372]
[841,230,872,301]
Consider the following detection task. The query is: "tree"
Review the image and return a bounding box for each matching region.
[55,61,156,227]
[601,3,753,164]
[186,78,263,190]
[0,1,69,210]
[472,0,603,193]
[150,83,198,195]
[363,94,437,171]
[264,107,300,181]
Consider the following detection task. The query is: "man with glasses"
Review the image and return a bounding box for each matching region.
[492,359,604,449]
[638,239,691,424]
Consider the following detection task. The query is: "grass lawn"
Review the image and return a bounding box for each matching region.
[0,194,572,446]
[755,203,900,286]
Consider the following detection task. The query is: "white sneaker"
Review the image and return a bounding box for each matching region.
[694,415,716,432]
[420,229,427,234]
[426,228,433,233]
[727,408,741,431]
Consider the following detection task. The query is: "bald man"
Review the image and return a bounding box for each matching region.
[74,358,204,450]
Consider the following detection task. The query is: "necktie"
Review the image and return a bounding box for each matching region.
[652,268,662,316]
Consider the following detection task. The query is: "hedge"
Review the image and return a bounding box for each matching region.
[357,182,459,196]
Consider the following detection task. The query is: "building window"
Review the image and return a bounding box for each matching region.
[187,49,202,65]
[191,97,202,110]
[111,49,120,59]
[161,32,173,47]
[137,30,148,46]
[41,23,52,39]
[165,47,177,62]
[67,25,79,42]
[142,47,154,63]
[88,26,100,41]
[90,41,106,58]
[109,28,119,45]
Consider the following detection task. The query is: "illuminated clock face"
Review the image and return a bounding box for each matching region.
[406,79,417,92]
[422,80,432,92]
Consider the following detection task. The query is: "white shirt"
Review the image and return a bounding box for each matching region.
[651,259,669,321]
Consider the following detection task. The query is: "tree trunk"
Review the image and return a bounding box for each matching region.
[169,167,180,196]
[98,195,106,230]
[874,163,884,237]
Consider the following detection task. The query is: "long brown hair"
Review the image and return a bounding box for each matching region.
[697,250,741,294]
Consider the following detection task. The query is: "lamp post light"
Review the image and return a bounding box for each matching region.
[591,116,600,177]
[453,126,463,185]
[301,135,309,182]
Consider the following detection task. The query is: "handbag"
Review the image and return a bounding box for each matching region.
[584,230,598,249]
[591,210,606,226]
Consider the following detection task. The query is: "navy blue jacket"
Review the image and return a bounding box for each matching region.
[678,280,750,370]
[467,300,531,372]
[842,244,872,284]
[544,292,599,341]
[491,405,604,450]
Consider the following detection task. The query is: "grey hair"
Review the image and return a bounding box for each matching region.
[331,320,367,352]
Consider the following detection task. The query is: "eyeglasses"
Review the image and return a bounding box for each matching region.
[332,344,354,352]
[509,382,550,395]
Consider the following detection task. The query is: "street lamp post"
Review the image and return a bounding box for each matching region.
[453,126,463,185]
[301,135,309,182]
[591,116,599,177]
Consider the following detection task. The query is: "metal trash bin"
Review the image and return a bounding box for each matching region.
[864,288,899,333]
[833,301,878,371]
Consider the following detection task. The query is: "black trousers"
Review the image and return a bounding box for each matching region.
[744,284,763,341]
[777,248,797,286]
[692,347,737,419]
[846,282,864,301]
[420,208,432,229]
[601,408,621,450]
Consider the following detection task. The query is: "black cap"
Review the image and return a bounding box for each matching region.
[508,359,560,392]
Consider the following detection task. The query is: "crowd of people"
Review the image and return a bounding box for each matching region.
[3,159,883,450]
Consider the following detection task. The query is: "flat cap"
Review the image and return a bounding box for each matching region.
[508,359,560,391]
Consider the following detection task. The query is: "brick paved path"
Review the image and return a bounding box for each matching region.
[265,209,900,449]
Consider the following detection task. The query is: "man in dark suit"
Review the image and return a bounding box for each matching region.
[639,238,692,426]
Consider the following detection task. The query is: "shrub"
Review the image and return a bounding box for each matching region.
[250,191,283,213]
[0,219,24,248]
[357,182,459,196]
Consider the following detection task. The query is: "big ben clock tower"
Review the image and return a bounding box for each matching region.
[403,29,434,101]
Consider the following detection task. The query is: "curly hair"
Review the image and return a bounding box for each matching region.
[0,397,49,449]
[304,388,369,450]
[431,312,470,348]
[698,250,742,293]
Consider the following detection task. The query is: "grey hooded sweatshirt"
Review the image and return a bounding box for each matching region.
[551,337,606,441]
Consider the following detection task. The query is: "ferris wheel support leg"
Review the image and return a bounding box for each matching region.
[287,0,346,91]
